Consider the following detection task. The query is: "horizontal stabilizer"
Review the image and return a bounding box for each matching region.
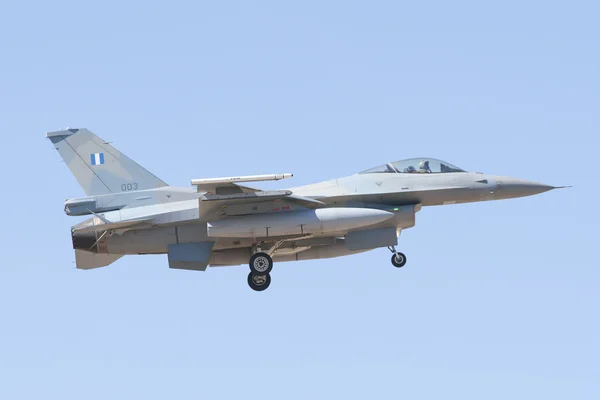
[73,217,154,234]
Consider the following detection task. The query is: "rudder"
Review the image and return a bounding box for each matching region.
[47,128,167,196]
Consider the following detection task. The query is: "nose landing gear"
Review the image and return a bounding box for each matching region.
[388,246,407,268]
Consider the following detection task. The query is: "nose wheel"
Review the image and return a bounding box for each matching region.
[388,246,407,268]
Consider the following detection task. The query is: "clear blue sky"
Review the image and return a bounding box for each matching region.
[0,1,597,398]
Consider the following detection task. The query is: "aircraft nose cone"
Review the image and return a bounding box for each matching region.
[495,177,555,200]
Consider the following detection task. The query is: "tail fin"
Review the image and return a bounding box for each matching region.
[47,128,167,196]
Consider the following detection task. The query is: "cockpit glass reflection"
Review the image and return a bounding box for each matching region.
[359,158,466,174]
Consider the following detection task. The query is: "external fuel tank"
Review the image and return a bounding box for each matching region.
[207,207,394,238]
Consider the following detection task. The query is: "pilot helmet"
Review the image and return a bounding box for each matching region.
[419,160,430,169]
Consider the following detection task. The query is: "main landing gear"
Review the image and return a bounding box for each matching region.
[248,270,271,291]
[245,242,408,291]
[388,246,407,268]
[249,252,273,274]
[247,241,284,291]
[247,252,273,292]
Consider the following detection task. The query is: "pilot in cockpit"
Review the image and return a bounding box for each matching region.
[419,160,432,173]
[404,165,417,173]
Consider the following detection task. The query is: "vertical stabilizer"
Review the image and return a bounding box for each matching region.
[47,128,167,196]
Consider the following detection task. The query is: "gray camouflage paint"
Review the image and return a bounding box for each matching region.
[48,128,168,196]
[47,128,560,270]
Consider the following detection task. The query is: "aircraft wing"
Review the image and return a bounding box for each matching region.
[198,190,326,220]
[72,216,155,234]
[194,182,261,195]
[192,173,323,220]
[192,174,293,195]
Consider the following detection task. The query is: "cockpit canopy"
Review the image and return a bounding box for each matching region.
[359,158,466,174]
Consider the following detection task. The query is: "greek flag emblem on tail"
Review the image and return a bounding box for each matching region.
[90,153,105,166]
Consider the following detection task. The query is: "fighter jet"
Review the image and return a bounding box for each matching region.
[48,128,564,291]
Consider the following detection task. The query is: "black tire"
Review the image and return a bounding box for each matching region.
[391,252,407,268]
[248,272,271,291]
[249,252,273,274]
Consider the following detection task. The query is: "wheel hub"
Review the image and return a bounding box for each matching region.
[253,256,269,272]
[252,274,268,286]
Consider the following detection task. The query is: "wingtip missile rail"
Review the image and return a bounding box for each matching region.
[191,173,293,186]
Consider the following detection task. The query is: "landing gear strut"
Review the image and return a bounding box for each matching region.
[388,246,407,268]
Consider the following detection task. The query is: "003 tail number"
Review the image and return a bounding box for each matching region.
[121,183,139,191]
